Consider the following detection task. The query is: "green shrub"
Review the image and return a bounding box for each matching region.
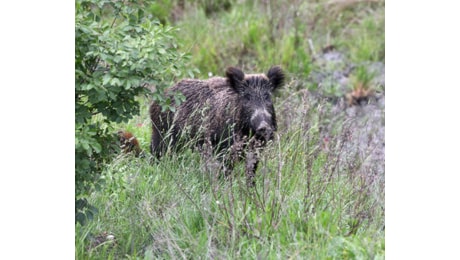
[75,0,195,224]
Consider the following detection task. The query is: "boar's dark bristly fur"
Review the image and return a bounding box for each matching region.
[149,66,285,186]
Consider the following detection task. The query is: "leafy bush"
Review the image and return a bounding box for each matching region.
[75,0,195,223]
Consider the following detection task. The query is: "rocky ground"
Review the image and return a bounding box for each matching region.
[280,47,385,180]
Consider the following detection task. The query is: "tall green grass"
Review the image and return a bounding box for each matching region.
[76,94,384,259]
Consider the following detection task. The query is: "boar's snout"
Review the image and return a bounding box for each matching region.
[255,121,274,142]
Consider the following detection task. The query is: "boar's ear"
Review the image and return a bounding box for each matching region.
[226,66,245,93]
[267,65,284,90]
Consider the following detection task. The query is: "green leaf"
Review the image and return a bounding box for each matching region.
[80,83,94,91]
[75,198,87,210]
[187,70,195,78]
[75,212,87,225]
[125,80,132,90]
[110,77,121,86]
[102,74,111,85]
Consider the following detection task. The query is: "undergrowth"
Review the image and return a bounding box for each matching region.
[76,92,385,259]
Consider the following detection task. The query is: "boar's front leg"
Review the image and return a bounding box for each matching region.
[245,138,264,187]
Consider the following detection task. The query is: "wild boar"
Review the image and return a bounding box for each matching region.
[149,66,285,185]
